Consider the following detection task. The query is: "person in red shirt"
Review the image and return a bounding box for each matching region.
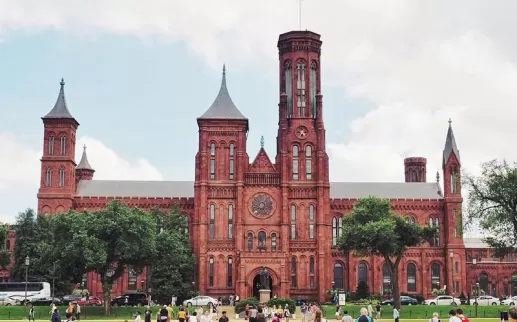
[456,309,470,322]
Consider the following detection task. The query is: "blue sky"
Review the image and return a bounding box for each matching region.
[1,1,516,233]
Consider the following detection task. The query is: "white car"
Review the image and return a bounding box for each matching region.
[501,296,517,305]
[469,295,500,305]
[423,295,461,305]
[0,296,18,306]
[183,296,218,307]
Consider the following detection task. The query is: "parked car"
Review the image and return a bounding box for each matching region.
[381,296,418,305]
[469,295,500,305]
[30,297,63,306]
[61,295,82,305]
[77,296,103,306]
[110,293,148,307]
[423,295,461,305]
[183,296,218,307]
[502,296,517,305]
[0,296,19,306]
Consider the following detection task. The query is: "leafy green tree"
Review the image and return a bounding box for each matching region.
[0,225,11,269]
[10,209,39,281]
[149,207,196,304]
[338,197,435,309]
[355,281,370,300]
[464,160,517,257]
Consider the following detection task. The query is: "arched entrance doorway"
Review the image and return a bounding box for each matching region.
[252,274,273,299]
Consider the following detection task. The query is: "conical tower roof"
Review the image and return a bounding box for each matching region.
[76,145,94,171]
[43,78,75,119]
[443,118,460,165]
[198,65,247,120]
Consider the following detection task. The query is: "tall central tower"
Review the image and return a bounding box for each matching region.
[276,31,331,301]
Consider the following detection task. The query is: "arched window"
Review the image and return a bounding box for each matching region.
[382,263,392,293]
[455,262,459,274]
[127,265,137,290]
[258,231,266,250]
[310,61,317,117]
[46,168,53,187]
[431,263,441,290]
[451,168,459,193]
[415,168,420,181]
[434,217,440,246]
[479,273,489,294]
[58,168,65,187]
[59,136,66,155]
[227,257,233,287]
[334,263,344,289]
[209,257,214,287]
[305,146,312,180]
[407,263,417,292]
[210,142,216,179]
[309,204,315,239]
[292,145,299,180]
[247,232,253,251]
[228,205,233,239]
[229,143,235,180]
[296,60,306,117]
[209,205,215,239]
[291,257,297,287]
[409,216,416,225]
[290,204,297,239]
[271,233,277,251]
[285,60,293,117]
[48,135,55,155]
[332,216,343,246]
[309,257,315,288]
[358,263,368,285]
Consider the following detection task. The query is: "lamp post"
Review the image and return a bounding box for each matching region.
[474,282,480,318]
[24,256,30,313]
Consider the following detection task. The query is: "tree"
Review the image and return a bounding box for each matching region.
[355,281,370,300]
[464,160,517,257]
[10,209,39,281]
[149,206,196,304]
[338,197,435,309]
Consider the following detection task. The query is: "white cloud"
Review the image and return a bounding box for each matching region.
[0,132,162,223]
[1,0,516,235]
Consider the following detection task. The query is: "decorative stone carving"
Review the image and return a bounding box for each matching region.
[251,193,274,217]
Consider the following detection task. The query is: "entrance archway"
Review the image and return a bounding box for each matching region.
[252,274,273,300]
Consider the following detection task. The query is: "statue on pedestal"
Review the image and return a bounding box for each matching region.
[259,267,270,290]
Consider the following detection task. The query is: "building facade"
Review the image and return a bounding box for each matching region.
[6,30,517,301]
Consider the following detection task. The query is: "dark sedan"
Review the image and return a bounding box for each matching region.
[381,296,418,305]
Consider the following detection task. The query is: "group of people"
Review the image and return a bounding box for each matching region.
[243,303,293,322]
[49,301,82,322]
[127,304,227,322]
[338,306,471,322]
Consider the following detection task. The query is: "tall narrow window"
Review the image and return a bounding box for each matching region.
[285,60,293,117]
[382,263,392,293]
[431,263,441,290]
[127,266,137,290]
[209,205,215,239]
[291,257,297,287]
[407,263,417,292]
[258,231,266,250]
[332,216,343,246]
[210,143,216,180]
[292,145,299,180]
[434,217,440,246]
[290,204,297,239]
[229,143,235,180]
[48,135,55,155]
[305,145,312,180]
[296,60,306,117]
[46,168,52,187]
[309,257,315,289]
[271,233,277,251]
[334,263,344,289]
[247,232,253,251]
[209,257,214,287]
[228,205,233,239]
[309,204,315,239]
[358,263,368,285]
[227,257,233,287]
[60,136,66,155]
[310,61,317,117]
[58,168,65,187]
[451,168,459,193]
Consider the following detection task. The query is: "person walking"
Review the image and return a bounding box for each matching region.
[393,307,400,322]
[429,312,440,322]
[29,304,35,321]
[375,304,381,320]
[76,303,81,320]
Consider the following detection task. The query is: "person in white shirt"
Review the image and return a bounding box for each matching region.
[134,311,142,322]
[190,312,198,322]
[429,312,440,322]
[393,307,400,322]
[341,310,353,322]
[448,310,461,322]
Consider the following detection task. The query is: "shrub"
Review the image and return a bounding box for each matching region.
[267,298,296,313]
[235,297,259,314]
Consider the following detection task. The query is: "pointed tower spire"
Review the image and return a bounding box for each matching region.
[76,145,94,170]
[43,78,76,119]
[198,65,247,120]
[443,118,460,165]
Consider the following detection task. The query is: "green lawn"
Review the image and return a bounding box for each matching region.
[321,305,510,319]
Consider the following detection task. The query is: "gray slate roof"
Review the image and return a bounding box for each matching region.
[198,65,247,120]
[443,119,460,165]
[43,78,75,119]
[76,180,442,200]
[76,145,94,171]
[464,238,489,248]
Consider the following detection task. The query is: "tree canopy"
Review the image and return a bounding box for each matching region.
[338,196,435,308]
[464,159,517,257]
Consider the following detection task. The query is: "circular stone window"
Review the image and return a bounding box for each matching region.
[251,193,274,217]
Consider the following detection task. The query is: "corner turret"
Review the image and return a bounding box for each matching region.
[76,145,95,184]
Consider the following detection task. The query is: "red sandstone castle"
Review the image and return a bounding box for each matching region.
[7,30,515,301]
